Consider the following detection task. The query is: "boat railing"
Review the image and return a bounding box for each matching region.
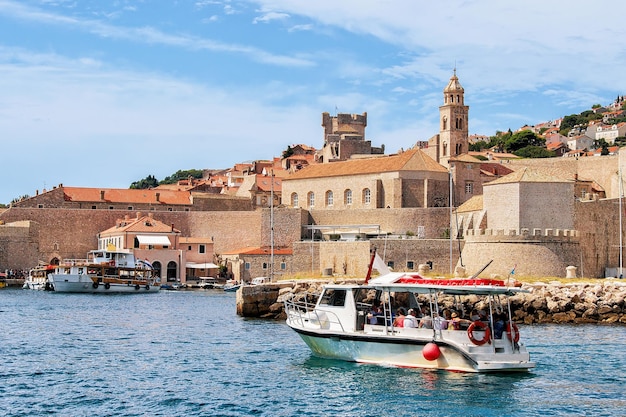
[284,295,346,332]
[59,258,90,266]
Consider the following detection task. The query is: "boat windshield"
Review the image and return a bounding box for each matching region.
[318,288,347,307]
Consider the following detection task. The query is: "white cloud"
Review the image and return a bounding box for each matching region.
[252,11,289,24]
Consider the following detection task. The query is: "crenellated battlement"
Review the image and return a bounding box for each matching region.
[464,228,579,241]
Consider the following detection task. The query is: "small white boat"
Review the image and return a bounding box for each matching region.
[285,265,535,373]
[23,263,54,290]
[223,280,241,292]
[49,249,160,294]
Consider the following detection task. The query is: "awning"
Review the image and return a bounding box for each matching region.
[136,235,171,246]
[186,262,219,269]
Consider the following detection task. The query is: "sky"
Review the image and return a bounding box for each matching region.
[1,0,626,205]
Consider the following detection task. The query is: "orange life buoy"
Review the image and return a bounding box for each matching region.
[467,320,491,345]
[506,322,520,343]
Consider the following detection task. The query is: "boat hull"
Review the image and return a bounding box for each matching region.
[50,274,160,294]
[291,326,534,373]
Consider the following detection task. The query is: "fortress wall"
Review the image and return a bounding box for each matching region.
[0,208,298,270]
[308,208,450,238]
[462,228,581,278]
[0,221,40,271]
[575,197,623,278]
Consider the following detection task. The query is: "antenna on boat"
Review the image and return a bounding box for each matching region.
[364,248,377,284]
[469,259,493,279]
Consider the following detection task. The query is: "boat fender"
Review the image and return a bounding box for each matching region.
[422,342,440,361]
[92,282,99,289]
[145,284,150,290]
[467,321,491,346]
[104,282,110,290]
[135,284,140,290]
[506,322,520,343]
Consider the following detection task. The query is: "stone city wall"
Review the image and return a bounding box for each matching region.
[460,228,581,278]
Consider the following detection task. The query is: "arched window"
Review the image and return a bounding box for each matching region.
[308,192,315,208]
[152,261,162,279]
[362,188,371,205]
[167,261,177,282]
[291,192,299,208]
[442,116,447,130]
[326,190,333,207]
[443,142,448,156]
[344,189,352,205]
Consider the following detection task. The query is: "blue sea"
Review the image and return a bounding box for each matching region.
[1,289,625,417]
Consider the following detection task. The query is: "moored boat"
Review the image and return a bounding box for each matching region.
[284,264,535,373]
[49,249,160,294]
[223,280,241,292]
[23,263,55,290]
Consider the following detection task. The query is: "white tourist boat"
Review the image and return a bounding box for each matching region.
[49,249,160,294]
[284,266,535,373]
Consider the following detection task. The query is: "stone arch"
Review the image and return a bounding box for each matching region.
[167,261,177,282]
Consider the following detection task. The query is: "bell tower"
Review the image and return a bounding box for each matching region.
[438,69,469,167]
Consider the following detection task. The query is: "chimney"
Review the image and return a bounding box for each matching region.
[171,223,174,232]
[100,190,105,200]
[156,192,160,202]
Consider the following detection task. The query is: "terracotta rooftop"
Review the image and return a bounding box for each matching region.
[62,187,192,205]
[485,167,571,185]
[284,148,447,180]
[100,214,180,235]
[456,195,483,213]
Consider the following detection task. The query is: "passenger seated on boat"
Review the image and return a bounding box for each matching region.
[470,309,481,322]
[367,302,383,325]
[403,309,418,328]
[393,308,406,328]
[418,308,433,329]
[447,312,469,330]
[493,311,506,339]
[435,309,451,330]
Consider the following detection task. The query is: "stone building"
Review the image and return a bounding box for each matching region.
[222,246,293,283]
[456,167,580,277]
[281,148,450,211]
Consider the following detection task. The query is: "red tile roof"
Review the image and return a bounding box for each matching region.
[284,148,446,180]
[62,187,192,205]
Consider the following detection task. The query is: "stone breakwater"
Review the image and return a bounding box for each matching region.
[236,279,626,324]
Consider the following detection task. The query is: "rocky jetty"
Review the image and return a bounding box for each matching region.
[236,279,626,324]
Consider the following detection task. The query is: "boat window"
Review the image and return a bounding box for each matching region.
[319,289,347,307]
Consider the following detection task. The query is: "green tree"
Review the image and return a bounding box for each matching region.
[282,145,294,159]
[504,130,544,152]
[594,138,610,155]
[130,175,159,189]
[514,146,555,158]
[160,169,203,185]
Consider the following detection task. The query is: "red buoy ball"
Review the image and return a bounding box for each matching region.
[422,342,441,361]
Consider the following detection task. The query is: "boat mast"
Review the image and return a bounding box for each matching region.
[617,161,624,279]
[270,169,275,282]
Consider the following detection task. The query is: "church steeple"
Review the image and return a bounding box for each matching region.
[443,68,465,105]
[438,69,469,167]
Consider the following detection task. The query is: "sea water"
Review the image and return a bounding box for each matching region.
[1,289,625,417]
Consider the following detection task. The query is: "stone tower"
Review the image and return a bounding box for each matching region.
[434,70,469,168]
[319,112,382,163]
